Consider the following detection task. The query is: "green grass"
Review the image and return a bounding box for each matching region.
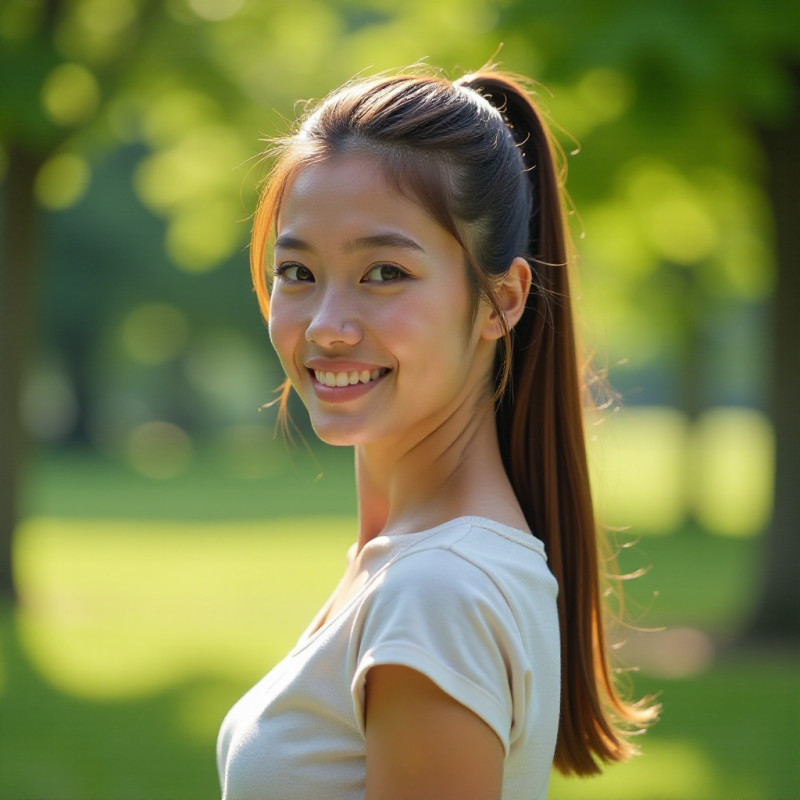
[2,448,798,799]
[23,443,357,521]
[3,516,356,800]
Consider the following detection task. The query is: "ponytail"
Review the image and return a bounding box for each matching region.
[458,71,658,775]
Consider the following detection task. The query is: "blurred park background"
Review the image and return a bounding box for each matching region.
[1,0,799,798]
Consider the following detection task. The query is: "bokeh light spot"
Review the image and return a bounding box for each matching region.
[627,161,719,264]
[215,424,289,480]
[622,627,715,679]
[55,0,138,62]
[138,90,220,149]
[21,360,78,441]
[188,0,245,21]
[41,62,100,126]
[184,328,278,419]
[577,67,634,123]
[120,302,190,365]
[77,0,137,37]
[166,198,242,271]
[691,408,774,537]
[126,421,193,479]
[589,406,689,534]
[34,153,90,210]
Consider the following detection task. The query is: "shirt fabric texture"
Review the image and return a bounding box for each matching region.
[217,516,561,799]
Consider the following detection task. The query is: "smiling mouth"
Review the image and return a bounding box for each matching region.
[312,368,388,388]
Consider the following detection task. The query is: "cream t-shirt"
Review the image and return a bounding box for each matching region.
[217,516,560,799]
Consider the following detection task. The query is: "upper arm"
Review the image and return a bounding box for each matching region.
[364,664,504,800]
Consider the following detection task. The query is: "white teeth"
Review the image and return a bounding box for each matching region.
[313,368,386,386]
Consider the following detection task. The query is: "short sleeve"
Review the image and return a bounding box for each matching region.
[350,548,530,755]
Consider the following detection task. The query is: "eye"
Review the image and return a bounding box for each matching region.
[274,263,314,282]
[363,263,408,283]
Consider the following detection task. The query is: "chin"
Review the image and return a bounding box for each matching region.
[310,421,371,448]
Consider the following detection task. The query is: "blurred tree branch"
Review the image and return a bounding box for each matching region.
[0,147,40,600]
[746,65,800,642]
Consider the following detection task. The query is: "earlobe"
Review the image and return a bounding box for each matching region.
[481,257,532,341]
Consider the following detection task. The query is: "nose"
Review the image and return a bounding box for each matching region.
[305,287,363,347]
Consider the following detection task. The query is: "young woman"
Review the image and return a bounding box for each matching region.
[217,67,656,800]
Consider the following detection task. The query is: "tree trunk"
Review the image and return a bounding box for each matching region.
[0,147,41,601]
[745,71,800,643]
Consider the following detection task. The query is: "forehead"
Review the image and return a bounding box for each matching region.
[280,156,386,216]
[277,154,441,239]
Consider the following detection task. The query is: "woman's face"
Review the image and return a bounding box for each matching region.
[268,153,495,448]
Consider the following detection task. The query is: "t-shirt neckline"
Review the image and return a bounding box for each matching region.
[292,516,543,652]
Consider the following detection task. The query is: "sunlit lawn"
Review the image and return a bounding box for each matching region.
[2,428,797,800]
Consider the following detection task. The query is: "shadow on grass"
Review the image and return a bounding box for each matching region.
[0,604,234,800]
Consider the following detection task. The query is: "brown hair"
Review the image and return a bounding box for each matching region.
[250,67,657,776]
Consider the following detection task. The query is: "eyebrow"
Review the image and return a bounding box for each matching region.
[274,232,425,254]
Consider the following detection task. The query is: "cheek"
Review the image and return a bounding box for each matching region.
[268,304,301,374]
[388,296,472,374]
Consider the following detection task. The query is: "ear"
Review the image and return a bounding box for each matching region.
[480,257,532,342]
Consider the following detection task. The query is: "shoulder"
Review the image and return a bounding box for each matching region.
[373,518,556,612]
[355,518,558,655]
[350,519,556,753]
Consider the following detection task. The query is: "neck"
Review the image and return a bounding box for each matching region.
[353,393,525,551]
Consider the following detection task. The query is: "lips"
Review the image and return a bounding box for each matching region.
[312,368,388,387]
